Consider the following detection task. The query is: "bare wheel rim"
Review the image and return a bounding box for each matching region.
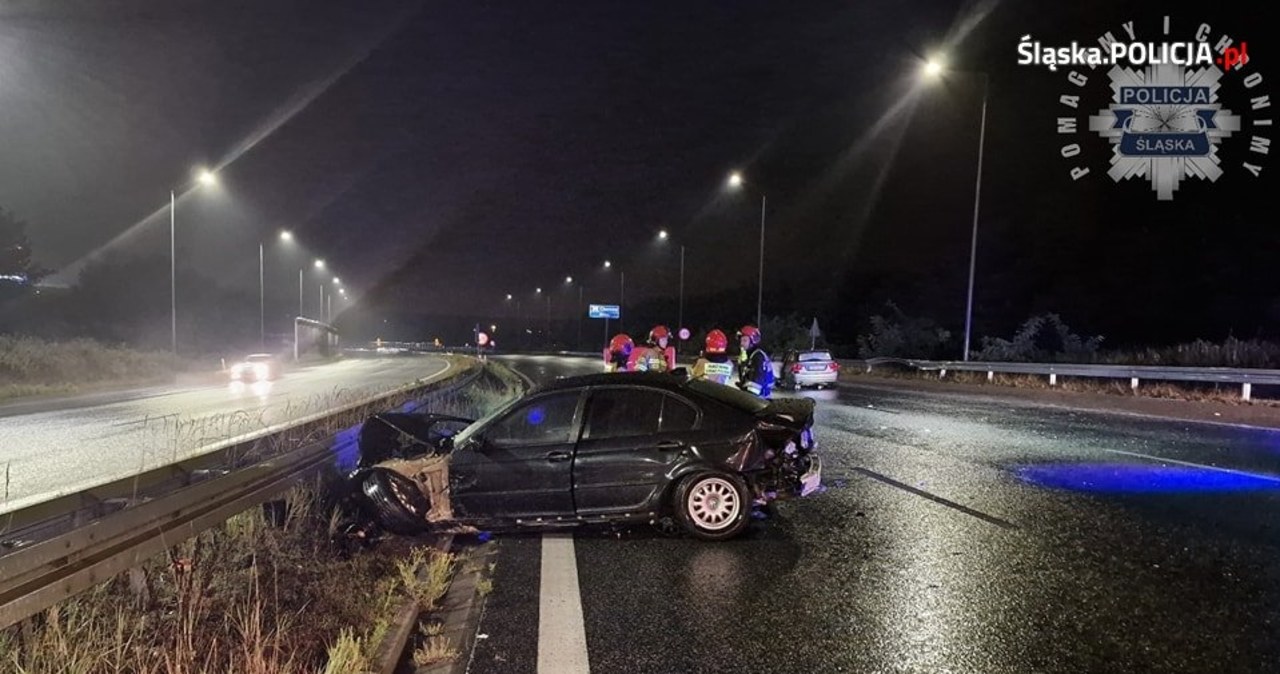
[686,477,740,531]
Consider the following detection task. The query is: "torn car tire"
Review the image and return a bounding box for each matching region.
[360,467,433,535]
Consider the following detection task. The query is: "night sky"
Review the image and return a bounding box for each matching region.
[0,0,1274,346]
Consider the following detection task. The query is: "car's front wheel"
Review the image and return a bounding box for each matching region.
[360,468,432,535]
[673,472,749,541]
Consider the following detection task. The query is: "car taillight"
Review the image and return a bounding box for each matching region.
[829,361,839,370]
[791,364,803,373]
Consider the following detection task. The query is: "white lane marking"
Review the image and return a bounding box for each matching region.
[1103,448,1280,483]
[538,533,590,674]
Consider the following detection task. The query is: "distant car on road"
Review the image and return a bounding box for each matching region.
[229,353,282,382]
[778,349,839,390]
[344,372,821,541]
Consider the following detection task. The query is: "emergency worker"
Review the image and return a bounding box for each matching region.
[691,329,735,385]
[735,325,773,397]
[628,325,677,372]
[603,334,634,372]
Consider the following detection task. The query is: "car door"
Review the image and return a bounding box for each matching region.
[573,386,701,515]
[449,390,584,519]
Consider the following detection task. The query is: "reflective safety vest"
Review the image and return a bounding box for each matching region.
[694,358,734,385]
[629,346,668,372]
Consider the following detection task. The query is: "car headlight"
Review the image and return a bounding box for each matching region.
[253,363,269,378]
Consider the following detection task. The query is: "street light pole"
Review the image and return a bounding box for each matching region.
[678,244,685,335]
[757,194,766,328]
[619,271,625,334]
[170,190,176,354]
[962,74,989,362]
[258,242,265,348]
[577,284,584,351]
[298,269,303,318]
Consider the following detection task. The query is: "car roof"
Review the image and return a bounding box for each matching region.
[245,353,274,359]
[534,372,686,394]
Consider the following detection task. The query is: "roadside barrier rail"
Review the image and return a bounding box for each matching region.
[0,361,484,629]
[851,357,1280,400]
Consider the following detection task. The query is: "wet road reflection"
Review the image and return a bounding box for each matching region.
[467,357,1280,673]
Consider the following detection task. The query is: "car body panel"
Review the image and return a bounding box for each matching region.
[449,389,585,518]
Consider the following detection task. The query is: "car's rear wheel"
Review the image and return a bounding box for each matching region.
[673,472,749,541]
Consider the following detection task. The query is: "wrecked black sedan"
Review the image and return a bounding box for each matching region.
[344,372,820,541]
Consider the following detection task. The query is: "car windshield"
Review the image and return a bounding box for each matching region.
[684,378,769,414]
[799,351,832,361]
[450,394,523,448]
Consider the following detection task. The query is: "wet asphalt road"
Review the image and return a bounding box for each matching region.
[467,355,1280,673]
[0,354,450,513]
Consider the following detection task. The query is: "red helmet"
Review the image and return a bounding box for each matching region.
[648,325,670,344]
[705,329,728,354]
[737,325,761,346]
[608,334,634,354]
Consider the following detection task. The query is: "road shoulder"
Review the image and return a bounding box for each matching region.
[839,374,1280,430]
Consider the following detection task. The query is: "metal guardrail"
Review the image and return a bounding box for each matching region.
[854,357,1280,400]
[0,360,485,629]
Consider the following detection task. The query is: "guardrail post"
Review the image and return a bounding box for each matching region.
[1243,382,1253,402]
[939,369,947,379]
[1049,373,1057,386]
[987,371,994,382]
[1130,377,1139,392]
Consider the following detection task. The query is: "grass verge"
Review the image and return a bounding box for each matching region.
[0,335,183,399]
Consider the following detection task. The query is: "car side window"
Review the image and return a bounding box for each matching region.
[484,392,581,446]
[697,398,750,430]
[660,394,698,432]
[584,389,663,439]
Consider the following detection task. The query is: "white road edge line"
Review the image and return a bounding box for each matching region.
[538,533,591,674]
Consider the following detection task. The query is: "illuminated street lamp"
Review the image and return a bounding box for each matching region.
[726,171,766,328]
[922,55,989,361]
[657,230,686,345]
[601,260,625,334]
[314,259,325,269]
[259,228,293,348]
[170,167,217,355]
[505,293,522,347]
[565,275,584,350]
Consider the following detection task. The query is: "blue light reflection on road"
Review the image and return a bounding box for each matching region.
[1015,463,1280,493]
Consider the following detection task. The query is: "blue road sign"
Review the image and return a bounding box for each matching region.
[588,304,620,319]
